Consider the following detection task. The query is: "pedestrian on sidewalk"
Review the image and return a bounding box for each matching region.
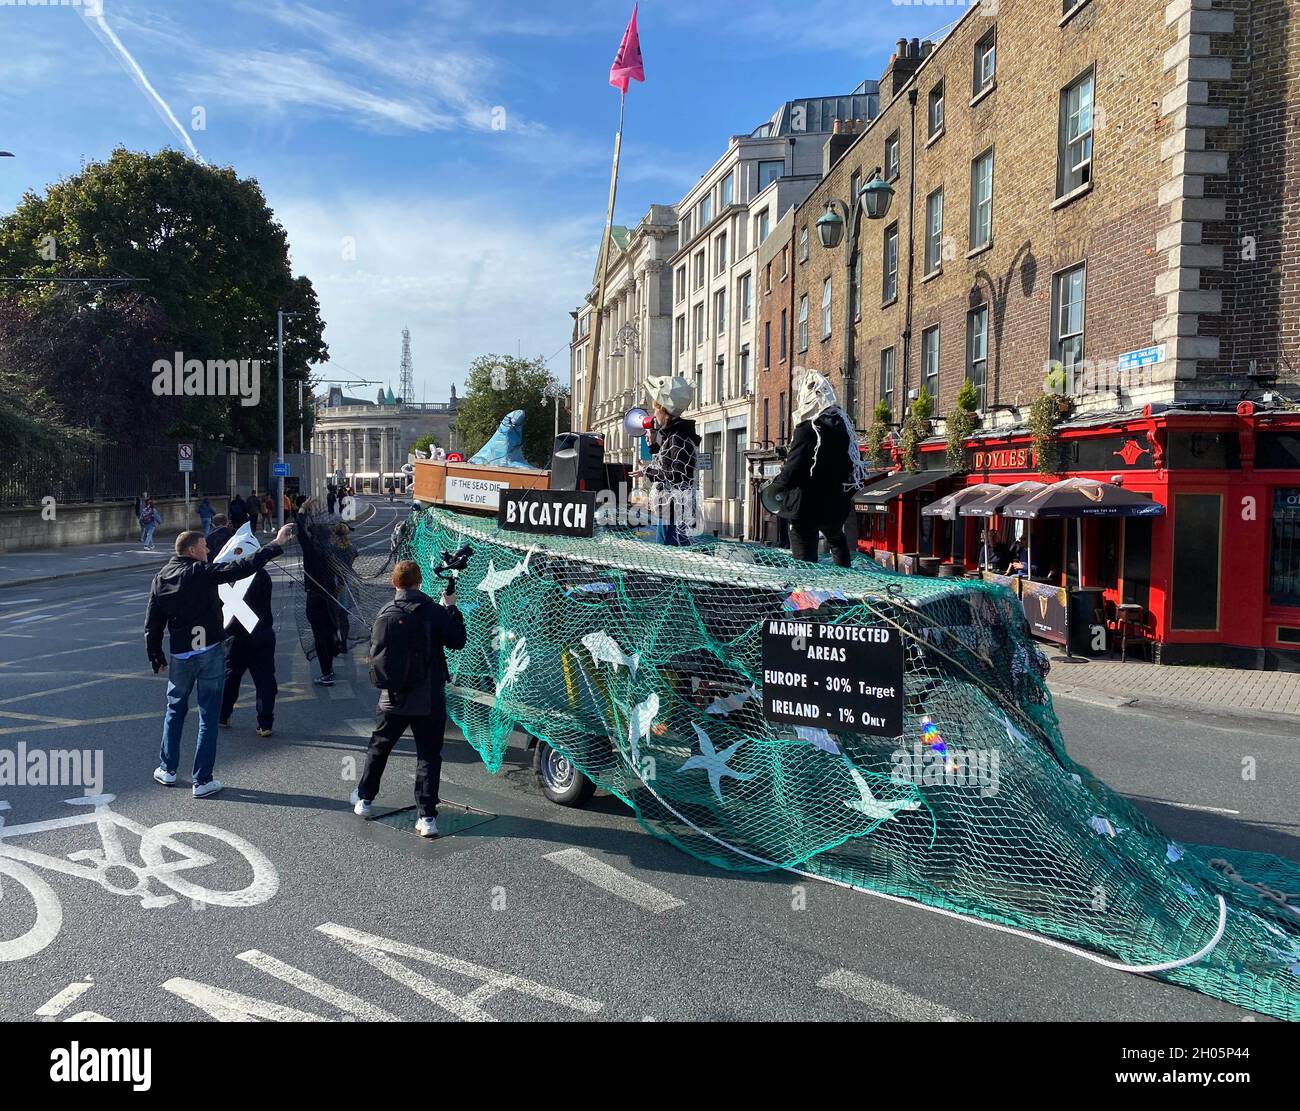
[145,522,295,797]
[197,497,215,537]
[262,493,275,533]
[139,500,161,550]
[351,559,466,837]
[326,484,337,516]
[229,492,248,529]
[218,537,278,738]
[246,490,260,535]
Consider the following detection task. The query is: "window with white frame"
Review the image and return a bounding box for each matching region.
[780,309,787,360]
[974,30,996,95]
[739,346,750,396]
[821,277,832,339]
[675,265,686,303]
[680,213,692,245]
[922,325,940,402]
[715,231,727,275]
[798,295,809,352]
[880,347,895,410]
[967,305,988,410]
[715,288,727,335]
[1052,263,1086,372]
[1058,68,1094,197]
[699,194,712,227]
[693,250,705,289]
[924,188,944,274]
[693,303,704,348]
[970,149,993,250]
[928,81,944,138]
[739,272,752,322]
[676,314,686,354]
[714,358,725,404]
[885,131,900,181]
[721,173,734,208]
[883,222,899,302]
[799,226,809,263]
[756,208,770,244]
[853,249,862,320]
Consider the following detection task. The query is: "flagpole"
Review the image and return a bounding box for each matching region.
[584,89,626,432]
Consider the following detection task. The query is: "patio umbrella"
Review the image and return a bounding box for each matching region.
[920,482,1004,520]
[1001,478,1165,588]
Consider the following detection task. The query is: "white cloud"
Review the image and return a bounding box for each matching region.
[276,191,594,398]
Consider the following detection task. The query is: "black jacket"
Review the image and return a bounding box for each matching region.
[228,495,248,527]
[773,411,854,526]
[373,589,467,716]
[223,567,275,640]
[295,512,336,598]
[145,543,283,666]
[645,416,700,491]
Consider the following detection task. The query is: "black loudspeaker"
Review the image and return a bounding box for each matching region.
[549,433,606,491]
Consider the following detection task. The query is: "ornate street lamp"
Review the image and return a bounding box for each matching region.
[819,168,894,420]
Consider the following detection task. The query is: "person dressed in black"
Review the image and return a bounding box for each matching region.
[638,375,700,547]
[351,559,466,838]
[769,369,872,567]
[228,492,248,529]
[217,535,279,737]
[295,498,340,685]
[204,514,234,563]
[326,484,337,516]
[978,528,1010,572]
[246,490,260,534]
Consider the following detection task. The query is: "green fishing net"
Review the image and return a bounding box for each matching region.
[325,505,1300,1021]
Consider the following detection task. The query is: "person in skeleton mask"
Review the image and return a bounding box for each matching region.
[639,375,701,546]
[770,369,872,567]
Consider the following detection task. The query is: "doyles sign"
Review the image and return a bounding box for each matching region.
[972,447,1033,471]
[761,619,904,737]
[498,489,596,538]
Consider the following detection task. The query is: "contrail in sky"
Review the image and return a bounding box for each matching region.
[80,3,206,163]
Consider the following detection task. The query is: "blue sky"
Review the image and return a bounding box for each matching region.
[0,0,958,402]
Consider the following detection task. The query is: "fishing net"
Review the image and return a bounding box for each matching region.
[328,503,1300,1020]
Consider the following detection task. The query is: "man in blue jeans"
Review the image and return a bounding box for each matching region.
[145,524,294,797]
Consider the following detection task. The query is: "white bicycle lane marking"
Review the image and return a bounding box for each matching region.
[0,794,278,962]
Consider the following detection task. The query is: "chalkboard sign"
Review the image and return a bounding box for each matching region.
[761,619,904,737]
[497,489,596,538]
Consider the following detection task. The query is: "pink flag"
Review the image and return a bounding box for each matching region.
[609,4,645,94]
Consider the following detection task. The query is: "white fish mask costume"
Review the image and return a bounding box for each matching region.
[214,523,261,634]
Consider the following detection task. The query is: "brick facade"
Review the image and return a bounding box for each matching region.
[755,0,1300,444]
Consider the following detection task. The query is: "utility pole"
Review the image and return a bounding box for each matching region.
[276,310,285,528]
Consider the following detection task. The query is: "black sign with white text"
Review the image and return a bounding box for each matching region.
[497,489,596,538]
[761,619,904,736]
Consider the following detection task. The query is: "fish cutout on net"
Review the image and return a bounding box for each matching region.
[582,630,639,679]
[792,726,841,755]
[477,548,534,610]
[705,686,759,715]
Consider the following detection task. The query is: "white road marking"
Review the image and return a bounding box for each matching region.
[35,980,94,1017]
[236,949,398,1021]
[818,969,967,1022]
[163,978,329,1022]
[8,614,54,625]
[543,848,685,913]
[317,922,604,1021]
[0,598,42,606]
[1160,800,1241,816]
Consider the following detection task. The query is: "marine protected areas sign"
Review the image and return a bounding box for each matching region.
[761,619,904,737]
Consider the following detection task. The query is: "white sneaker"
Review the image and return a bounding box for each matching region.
[193,778,224,799]
[350,788,371,817]
[153,766,177,786]
[415,815,438,838]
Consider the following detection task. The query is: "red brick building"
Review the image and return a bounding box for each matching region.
[752,0,1300,667]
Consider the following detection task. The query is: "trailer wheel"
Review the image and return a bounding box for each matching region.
[533,741,596,808]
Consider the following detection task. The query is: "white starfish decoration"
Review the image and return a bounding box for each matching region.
[678,723,756,803]
[842,766,921,822]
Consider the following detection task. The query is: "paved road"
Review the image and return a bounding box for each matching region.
[0,499,1291,1022]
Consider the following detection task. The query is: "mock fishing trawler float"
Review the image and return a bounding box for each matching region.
[381,403,1300,1022]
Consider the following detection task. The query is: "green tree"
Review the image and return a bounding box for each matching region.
[455,354,570,468]
[412,432,439,455]
[0,148,327,450]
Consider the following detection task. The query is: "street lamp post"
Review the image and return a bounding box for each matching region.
[276,309,302,527]
[815,168,894,423]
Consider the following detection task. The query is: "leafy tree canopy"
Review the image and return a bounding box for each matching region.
[0,148,327,451]
[455,354,570,468]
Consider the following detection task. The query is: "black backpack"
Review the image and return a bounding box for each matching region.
[368,598,429,692]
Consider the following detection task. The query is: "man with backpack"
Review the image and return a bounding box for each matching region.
[351,559,466,837]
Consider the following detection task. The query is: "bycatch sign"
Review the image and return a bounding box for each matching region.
[761,619,904,736]
[498,489,596,538]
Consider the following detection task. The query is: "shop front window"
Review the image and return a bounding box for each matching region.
[1269,487,1300,607]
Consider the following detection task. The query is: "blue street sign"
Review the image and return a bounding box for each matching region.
[272,461,290,478]
[1117,345,1165,371]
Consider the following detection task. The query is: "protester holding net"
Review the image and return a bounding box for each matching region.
[295,498,340,686]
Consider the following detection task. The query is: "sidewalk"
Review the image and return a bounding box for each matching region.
[1046,657,1300,719]
[0,504,378,591]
